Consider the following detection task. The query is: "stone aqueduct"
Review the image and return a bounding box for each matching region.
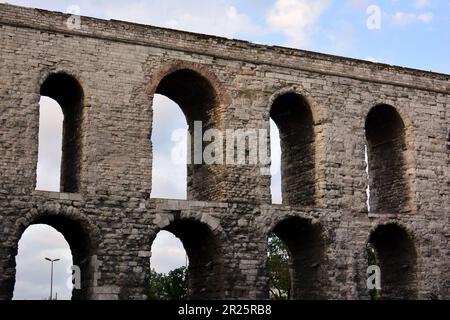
[0,4,449,300]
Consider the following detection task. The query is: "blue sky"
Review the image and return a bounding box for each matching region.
[2,0,449,73]
[4,0,448,300]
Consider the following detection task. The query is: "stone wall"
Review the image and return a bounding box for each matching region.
[0,4,448,300]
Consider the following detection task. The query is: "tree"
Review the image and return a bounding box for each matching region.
[148,236,292,300]
[148,266,188,300]
[267,234,291,300]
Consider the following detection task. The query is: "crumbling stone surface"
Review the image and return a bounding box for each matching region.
[0,4,448,300]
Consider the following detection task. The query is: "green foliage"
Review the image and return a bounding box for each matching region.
[267,234,291,300]
[366,242,380,300]
[145,235,297,301]
[147,266,187,300]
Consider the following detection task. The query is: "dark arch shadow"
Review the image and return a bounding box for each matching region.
[365,104,410,213]
[368,224,418,299]
[151,68,223,202]
[39,72,85,193]
[270,217,327,299]
[150,219,224,299]
[270,93,315,206]
[10,212,98,300]
[14,224,73,300]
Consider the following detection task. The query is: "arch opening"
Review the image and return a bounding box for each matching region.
[365,104,409,213]
[150,219,223,299]
[368,224,418,299]
[152,69,222,201]
[270,119,282,204]
[148,230,188,300]
[270,93,315,206]
[12,215,95,300]
[38,73,84,193]
[13,224,73,300]
[269,217,326,299]
[150,94,188,199]
[267,233,290,299]
[36,97,64,192]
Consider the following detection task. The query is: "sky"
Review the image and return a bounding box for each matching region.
[4,0,448,300]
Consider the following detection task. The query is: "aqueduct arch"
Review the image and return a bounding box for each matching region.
[39,72,85,194]
[269,217,328,300]
[270,92,316,206]
[2,208,99,300]
[149,65,225,202]
[0,4,448,300]
[151,218,224,299]
[365,104,412,214]
[368,223,418,299]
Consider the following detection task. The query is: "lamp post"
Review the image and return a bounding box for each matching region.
[45,257,60,300]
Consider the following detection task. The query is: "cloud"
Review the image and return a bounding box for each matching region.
[151,94,187,199]
[270,120,282,204]
[417,12,433,23]
[364,56,379,63]
[151,154,187,199]
[414,0,431,9]
[36,97,63,192]
[392,12,418,25]
[391,11,433,26]
[101,0,260,38]
[14,225,72,300]
[0,0,264,39]
[346,0,370,11]
[326,21,356,53]
[151,231,187,274]
[267,0,331,47]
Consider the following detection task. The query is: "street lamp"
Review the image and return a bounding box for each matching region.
[45,257,60,300]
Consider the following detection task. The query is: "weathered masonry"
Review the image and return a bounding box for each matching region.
[0,4,449,300]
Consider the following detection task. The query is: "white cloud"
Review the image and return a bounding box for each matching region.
[391,11,433,26]
[418,12,433,23]
[326,21,356,53]
[36,97,63,192]
[364,56,379,63]
[392,12,418,25]
[151,231,187,274]
[151,94,187,199]
[346,0,370,11]
[414,0,431,9]
[101,0,260,38]
[13,225,72,300]
[151,151,187,199]
[270,120,282,204]
[267,0,331,47]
